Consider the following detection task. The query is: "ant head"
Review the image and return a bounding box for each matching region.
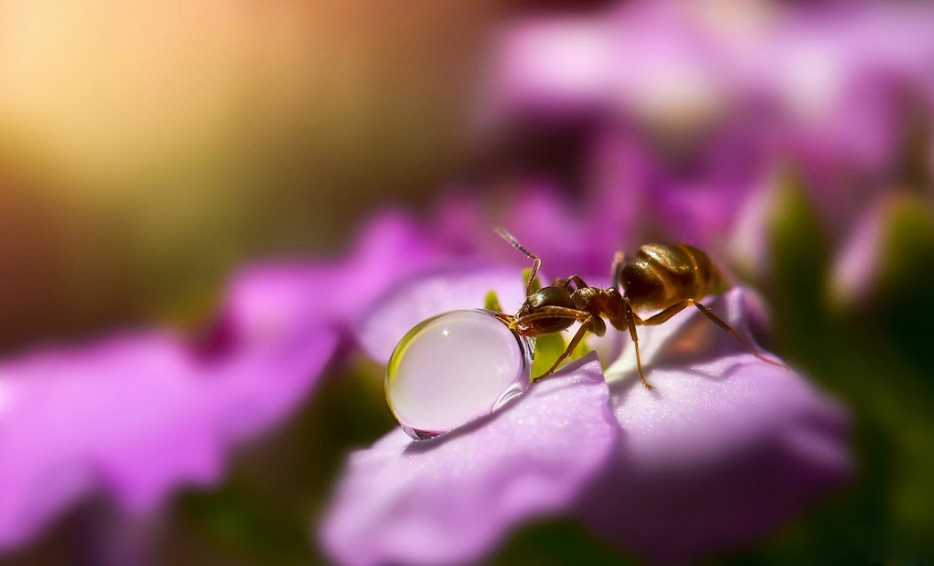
[514,285,577,335]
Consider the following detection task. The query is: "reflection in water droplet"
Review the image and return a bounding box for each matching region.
[385,309,534,440]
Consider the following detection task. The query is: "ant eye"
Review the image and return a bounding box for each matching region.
[385,309,534,440]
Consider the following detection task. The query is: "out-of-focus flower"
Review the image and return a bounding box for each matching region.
[223,210,441,351]
[491,1,934,168]
[830,190,934,310]
[829,193,897,309]
[319,267,851,565]
[0,329,337,551]
[482,0,934,276]
[0,210,439,552]
[433,183,616,279]
[431,150,760,285]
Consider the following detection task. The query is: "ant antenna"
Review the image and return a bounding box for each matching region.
[495,227,541,296]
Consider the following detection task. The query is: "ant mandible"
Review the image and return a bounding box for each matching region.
[495,228,780,390]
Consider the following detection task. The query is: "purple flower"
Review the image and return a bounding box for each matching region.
[483,0,934,275]
[581,289,851,563]
[0,210,439,552]
[491,1,934,166]
[224,210,440,345]
[829,193,899,308]
[432,184,615,279]
[0,330,337,551]
[320,356,617,566]
[319,265,851,565]
[828,190,934,311]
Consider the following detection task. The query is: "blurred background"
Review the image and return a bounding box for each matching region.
[1,0,933,564]
[0,0,496,348]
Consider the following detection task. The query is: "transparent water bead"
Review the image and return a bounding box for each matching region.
[386,309,534,440]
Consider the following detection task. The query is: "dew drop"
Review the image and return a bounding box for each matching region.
[385,309,534,440]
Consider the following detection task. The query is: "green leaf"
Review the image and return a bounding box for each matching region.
[571,332,591,358]
[521,267,541,294]
[531,332,567,378]
[530,329,592,379]
[764,169,831,365]
[484,290,503,312]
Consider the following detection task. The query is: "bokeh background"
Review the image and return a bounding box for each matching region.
[1,0,933,564]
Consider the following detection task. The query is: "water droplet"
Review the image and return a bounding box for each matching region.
[385,309,534,440]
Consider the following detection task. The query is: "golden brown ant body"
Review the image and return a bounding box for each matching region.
[496,228,777,389]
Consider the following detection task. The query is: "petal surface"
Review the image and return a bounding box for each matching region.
[0,326,337,550]
[579,289,852,563]
[320,356,618,566]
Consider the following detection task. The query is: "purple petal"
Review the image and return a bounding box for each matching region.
[432,185,616,279]
[488,1,934,254]
[726,170,795,279]
[503,185,613,278]
[0,327,337,550]
[489,4,743,129]
[355,262,528,364]
[224,210,440,338]
[0,212,435,550]
[431,189,492,258]
[492,2,934,143]
[830,194,893,307]
[492,15,615,121]
[319,356,618,566]
[578,289,851,563]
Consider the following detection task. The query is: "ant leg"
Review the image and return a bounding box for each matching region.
[533,318,593,382]
[623,297,653,390]
[553,278,571,291]
[495,227,542,296]
[688,300,784,368]
[611,252,626,292]
[553,275,588,292]
[639,301,690,326]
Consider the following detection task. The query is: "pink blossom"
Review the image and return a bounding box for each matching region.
[0,210,439,551]
[483,0,934,278]
[319,265,851,565]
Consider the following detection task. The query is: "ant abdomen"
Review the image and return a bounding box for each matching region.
[621,243,721,310]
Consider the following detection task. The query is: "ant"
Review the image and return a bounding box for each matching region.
[495,228,780,390]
